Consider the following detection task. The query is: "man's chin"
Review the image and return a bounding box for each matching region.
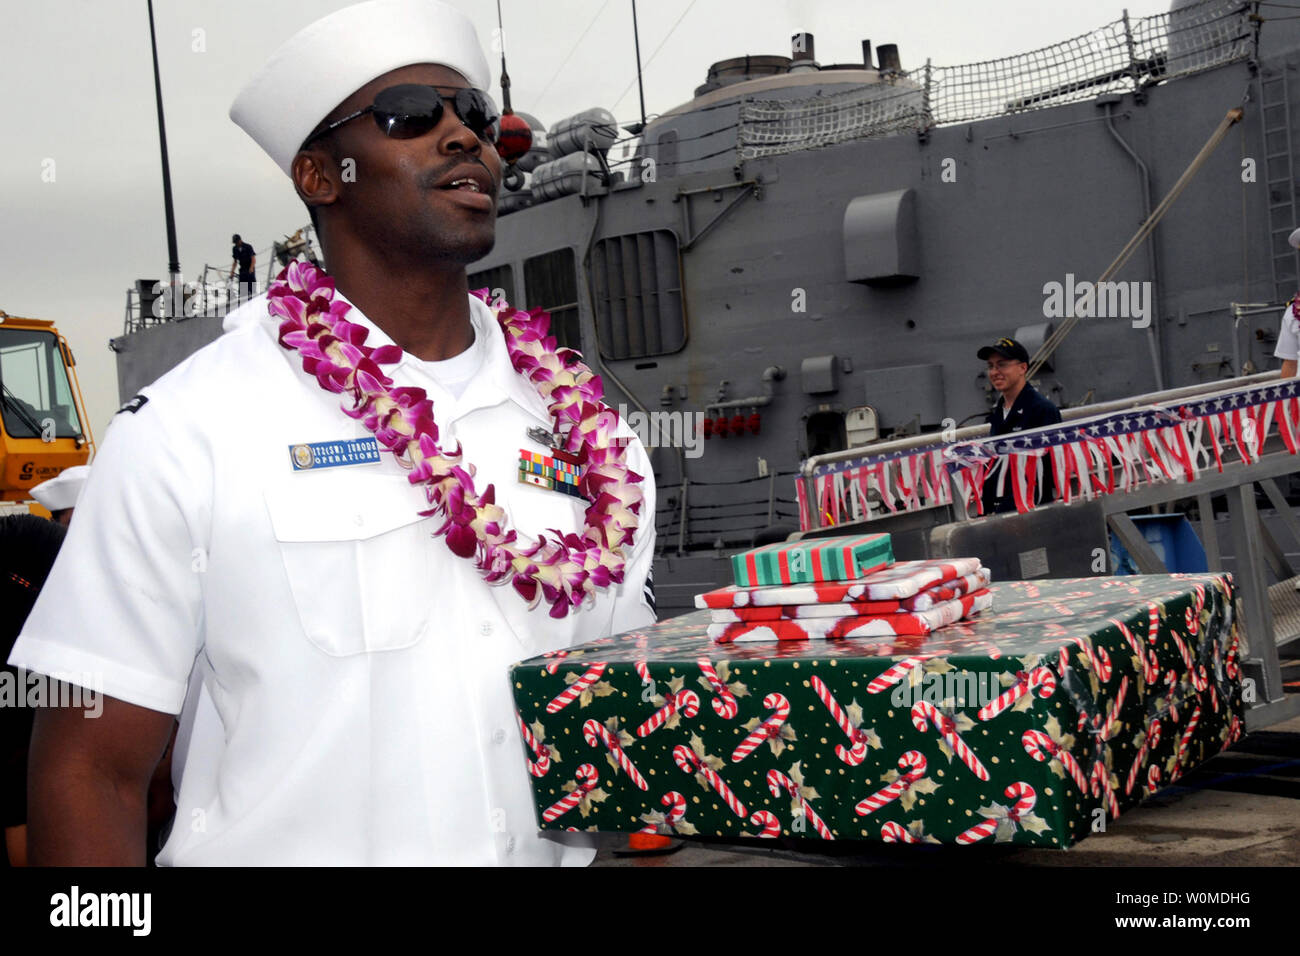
[416,230,496,268]
[464,230,496,265]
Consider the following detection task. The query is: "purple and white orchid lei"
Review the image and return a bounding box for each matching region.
[268,259,645,618]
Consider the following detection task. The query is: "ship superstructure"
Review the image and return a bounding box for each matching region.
[113,1,1300,616]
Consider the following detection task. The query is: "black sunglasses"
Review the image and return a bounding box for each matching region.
[302,84,501,148]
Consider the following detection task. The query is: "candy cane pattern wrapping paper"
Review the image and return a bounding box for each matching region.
[1056,636,1111,684]
[881,821,921,843]
[1124,719,1162,796]
[541,649,569,674]
[854,751,928,815]
[912,702,989,781]
[512,573,1245,847]
[542,764,600,823]
[636,688,701,738]
[977,665,1057,721]
[516,711,553,778]
[1022,729,1088,793]
[730,692,792,762]
[955,783,1039,845]
[767,768,834,840]
[674,744,747,818]
[1172,704,1202,779]
[811,674,880,765]
[1114,619,1160,685]
[696,658,740,719]
[865,656,933,696]
[1091,760,1121,819]
[583,719,648,791]
[637,791,688,835]
[748,810,781,838]
[546,662,608,714]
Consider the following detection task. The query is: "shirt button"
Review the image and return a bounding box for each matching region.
[480,620,494,636]
[505,835,517,855]
[492,728,507,745]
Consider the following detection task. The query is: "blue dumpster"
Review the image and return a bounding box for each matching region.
[1109,514,1209,575]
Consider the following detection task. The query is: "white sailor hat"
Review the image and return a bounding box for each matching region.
[1289,227,1300,250]
[29,465,90,512]
[230,0,491,176]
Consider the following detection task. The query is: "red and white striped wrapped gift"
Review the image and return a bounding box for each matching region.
[695,558,983,610]
[708,568,992,623]
[708,590,994,643]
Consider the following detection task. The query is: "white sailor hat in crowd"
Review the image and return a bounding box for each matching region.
[29,465,90,512]
[230,0,491,176]
[1289,227,1300,250]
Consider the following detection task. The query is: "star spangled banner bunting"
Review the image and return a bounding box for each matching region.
[798,379,1300,528]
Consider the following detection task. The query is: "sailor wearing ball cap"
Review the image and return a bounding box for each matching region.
[977,337,1062,513]
[1276,227,1300,379]
[11,0,655,866]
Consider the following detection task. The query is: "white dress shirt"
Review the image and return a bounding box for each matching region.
[9,288,656,865]
[1276,302,1300,363]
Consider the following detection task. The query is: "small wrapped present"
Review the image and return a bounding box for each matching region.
[701,557,982,609]
[730,533,893,587]
[709,569,992,622]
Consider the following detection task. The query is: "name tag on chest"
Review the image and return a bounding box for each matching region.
[289,437,382,471]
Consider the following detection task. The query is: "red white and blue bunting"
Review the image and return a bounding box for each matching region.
[798,379,1300,530]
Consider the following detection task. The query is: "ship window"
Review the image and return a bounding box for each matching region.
[0,329,83,439]
[466,264,516,306]
[523,249,581,350]
[805,410,846,458]
[591,230,686,360]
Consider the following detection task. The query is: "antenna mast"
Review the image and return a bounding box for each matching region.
[496,0,512,113]
[146,0,182,311]
[631,0,647,130]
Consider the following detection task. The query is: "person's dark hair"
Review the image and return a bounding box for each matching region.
[232,234,241,243]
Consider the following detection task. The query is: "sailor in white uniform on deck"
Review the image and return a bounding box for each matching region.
[9,0,656,866]
[1278,227,1300,379]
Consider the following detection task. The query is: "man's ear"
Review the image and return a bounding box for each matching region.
[292,148,340,217]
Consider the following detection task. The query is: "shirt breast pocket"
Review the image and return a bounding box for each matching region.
[264,471,432,656]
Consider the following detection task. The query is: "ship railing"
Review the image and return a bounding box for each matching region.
[121,229,315,334]
[799,370,1291,529]
[121,266,248,335]
[737,0,1256,160]
[800,369,1300,729]
[655,469,802,558]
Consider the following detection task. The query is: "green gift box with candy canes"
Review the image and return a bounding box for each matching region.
[509,573,1245,847]
[729,533,894,587]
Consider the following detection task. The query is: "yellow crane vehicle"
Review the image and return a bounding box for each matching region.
[0,310,94,517]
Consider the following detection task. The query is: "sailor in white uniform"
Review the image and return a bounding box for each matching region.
[10,0,656,866]
[1278,227,1300,379]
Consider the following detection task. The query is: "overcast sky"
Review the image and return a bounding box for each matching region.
[2,0,1174,438]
